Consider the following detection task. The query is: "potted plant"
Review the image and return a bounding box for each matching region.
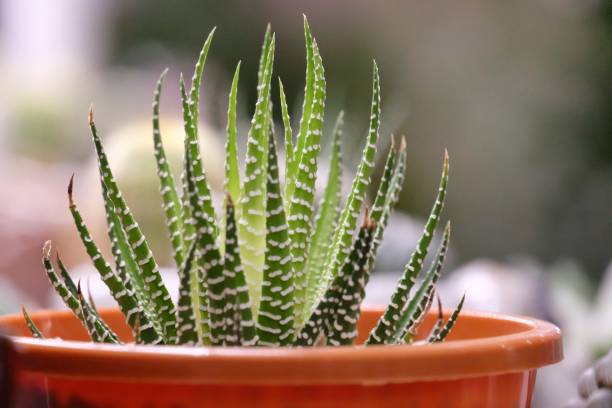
[0,17,562,408]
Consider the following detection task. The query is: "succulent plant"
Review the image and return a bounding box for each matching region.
[23,17,464,347]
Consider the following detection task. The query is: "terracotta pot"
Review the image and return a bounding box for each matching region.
[0,307,562,408]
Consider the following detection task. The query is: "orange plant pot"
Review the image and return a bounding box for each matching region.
[0,307,562,408]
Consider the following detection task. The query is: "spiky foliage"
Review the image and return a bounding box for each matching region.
[31,17,462,347]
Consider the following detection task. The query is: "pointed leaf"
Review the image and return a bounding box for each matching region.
[176,241,199,345]
[433,294,465,342]
[100,183,159,330]
[278,78,293,183]
[184,151,225,345]
[225,61,242,205]
[189,28,216,133]
[302,111,343,319]
[366,150,449,345]
[22,306,43,339]
[327,217,376,346]
[152,68,185,267]
[389,221,451,344]
[180,75,218,240]
[88,109,176,343]
[288,39,326,330]
[57,254,117,337]
[368,137,407,273]
[42,241,119,344]
[223,199,256,346]
[312,61,381,319]
[426,295,444,342]
[68,180,164,344]
[257,132,295,346]
[295,214,374,346]
[238,35,275,314]
[285,16,314,207]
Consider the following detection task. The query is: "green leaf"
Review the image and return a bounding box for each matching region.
[388,221,451,345]
[312,61,381,319]
[278,78,293,183]
[22,306,43,339]
[288,38,326,330]
[225,61,242,206]
[366,150,449,345]
[295,214,374,346]
[302,111,343,320]
[56,254,118,337]
[425,295,444,342]
[367,136,407,272]
[326,216,376,346]
[88,109,176,343]
[238,34,275,315]
[257,132,295,346]
[219,61,243,255]
[184,150,225,345]
[223,199,257,346]
[100,183,160,334]
[257,24,273,86]
[41,242,119,344]
[176,241,199,345]
[180,75,218,240]
[152,68,185,268]
[75,283,108,344]
[68,178,164,345]
[284,16,314,208]
[432,294,465,342]
[370,137,398,224]
[189,28,216,134]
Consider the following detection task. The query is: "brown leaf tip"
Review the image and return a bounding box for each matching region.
[88,104,94,126]
[42,240,52,259]
[361,207,376,230]
[68,174,75,205]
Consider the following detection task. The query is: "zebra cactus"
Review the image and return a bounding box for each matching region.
[25,16,464,347]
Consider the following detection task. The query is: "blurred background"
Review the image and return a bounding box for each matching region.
[0,0,610,405]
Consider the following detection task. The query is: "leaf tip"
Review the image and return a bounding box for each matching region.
[160,67,169,80]
[42,240,52,259]
[400,135,407,151]
[67,174,75,206]
[362,207,376,230]
[88,104,95,126]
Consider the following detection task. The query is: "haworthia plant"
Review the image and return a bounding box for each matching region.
[28,17,464,348]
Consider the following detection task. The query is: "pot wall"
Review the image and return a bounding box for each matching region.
[10,369,537,408]
[0,307,562,408]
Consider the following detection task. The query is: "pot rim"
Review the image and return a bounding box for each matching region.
[1,307,563,384]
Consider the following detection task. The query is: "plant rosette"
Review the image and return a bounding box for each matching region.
[1,16,562,408]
